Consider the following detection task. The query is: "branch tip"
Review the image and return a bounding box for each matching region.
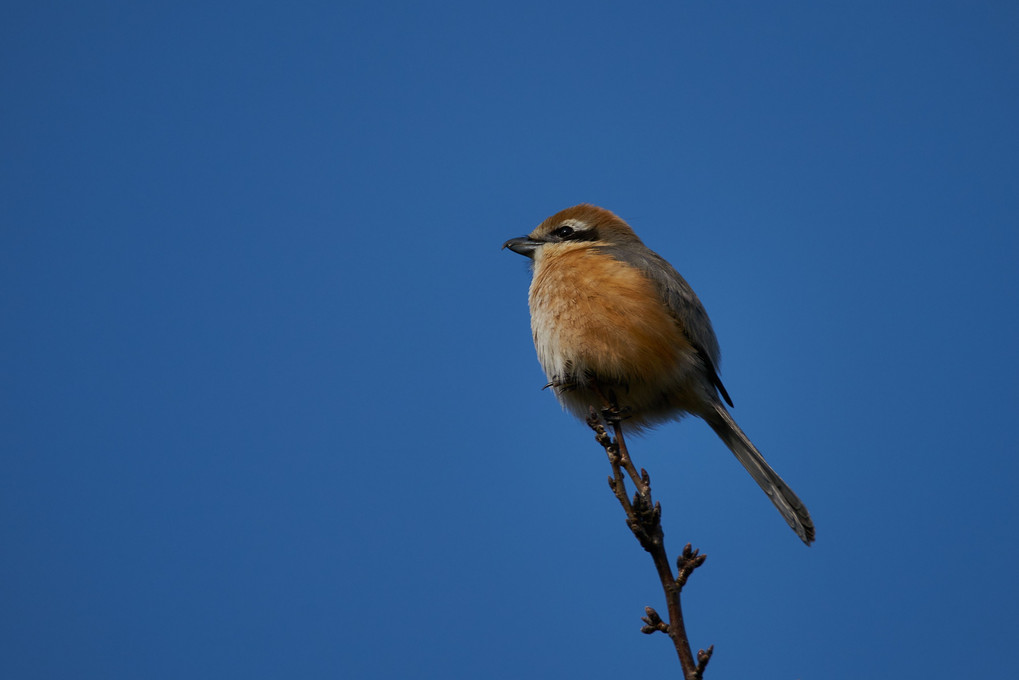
[640,606,669,635]
[696,645,714,676]
[676,544,707,588]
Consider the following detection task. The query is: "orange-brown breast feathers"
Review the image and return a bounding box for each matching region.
[528,242,694,387]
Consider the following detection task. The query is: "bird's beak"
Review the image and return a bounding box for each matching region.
[502,236,543,258]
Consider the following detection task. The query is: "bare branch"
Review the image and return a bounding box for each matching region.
[586,401,712,679]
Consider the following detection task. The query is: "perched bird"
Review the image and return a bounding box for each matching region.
[503,204,815,544]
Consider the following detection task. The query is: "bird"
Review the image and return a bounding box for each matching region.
[503,204,815,545]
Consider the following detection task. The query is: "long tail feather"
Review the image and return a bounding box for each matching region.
[704,403,815,545]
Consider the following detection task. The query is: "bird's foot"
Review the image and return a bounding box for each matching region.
[543,377,578,393]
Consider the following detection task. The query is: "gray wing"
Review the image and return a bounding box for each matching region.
[596,243,734,407]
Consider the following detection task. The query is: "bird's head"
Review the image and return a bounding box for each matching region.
[502,204,643,259]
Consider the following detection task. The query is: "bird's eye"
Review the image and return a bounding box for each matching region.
[553,225,575,239]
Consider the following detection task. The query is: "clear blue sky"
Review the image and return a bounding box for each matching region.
[3,2,1017,678]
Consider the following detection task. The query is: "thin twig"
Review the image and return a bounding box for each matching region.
[586,403,712,680]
